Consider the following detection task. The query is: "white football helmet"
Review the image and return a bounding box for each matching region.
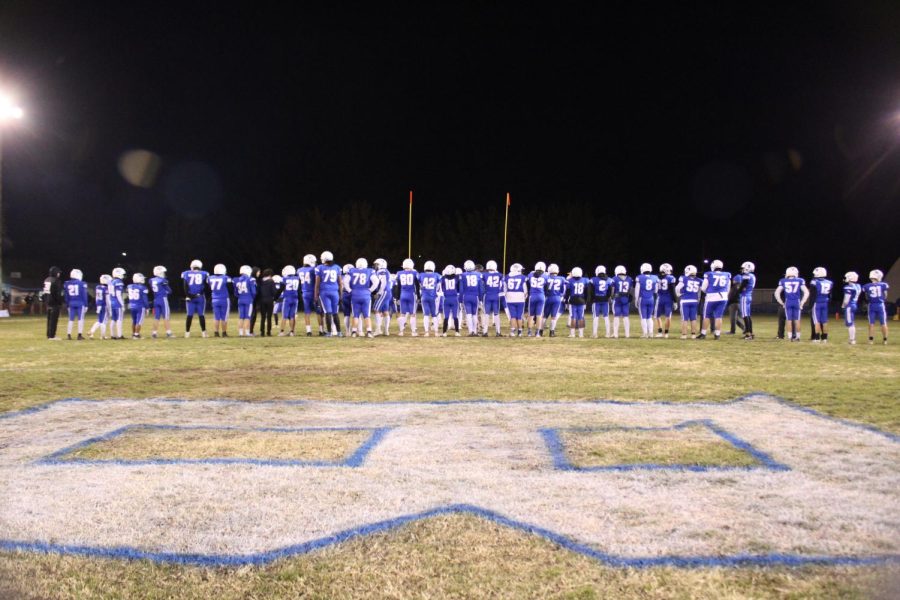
[684,265,697,276]
[595,265,606,276]
[99,274,111,285]
[374,258,387,270]
[443,265,456,276]
[741,261,755,274]
[711,259,724,270]
[844,271,858,283]
[548,263,560,274]
[812,267,827,278]
[282,265,296,277]
[869,269,883,282]
[571,267,583,278]
[785,266,799,278]
[534,261,546,272]
[464,260,475,272]
[133,273,145,284]
[510,263,523,275]
[402,258,414,270]
[486,260,498,271]
[213,264,227,275]
[640,262,652,274]
[272,275,283,284]
[320,251,333,263]
[112,267,126,279]
[614,265,626,276]
[190,259,202,270]
[356,258,368,269]
[303,254,316,267]
[659,263,673,275]
[342,264,352,275]
[153,266,166,277]
[69,269,83,280]
[455,267,462,275]
[424,260,436,272]
[239,265,253,276]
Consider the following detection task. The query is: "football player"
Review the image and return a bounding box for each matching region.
[565,267,590,338]
[699,259,731,340]
[543,264,567,337]
[505,263,528,337]
[527,262,548,337]
[676,265,701,339]
[396,258,420,336]
[590,266,612,338]
[234,265,257,337]
[181,259,209,338]
[108,267,126,340]
[88,274,110,340]
[299,254,323,336]
[841,271,861,345]
[346,258,379,337]
[735,261,756,340]
[439,265,461,336]
[775,266,809,342]
[862,269,889,344]
[482,260,504,336]
[418,261,441,336]
[149,266,173,339]
[209,264,233,337]
[63,269,89,340]
[634,263,658,339]
[279,265,300,336]
[460,260,483,336]
[612,265,633,338]
[809,267,833,343]
[315,251,344,338]
[654,263,676,338]
[126,273,149,339]
[372,258,392,336]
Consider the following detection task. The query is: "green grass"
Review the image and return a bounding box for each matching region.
[562,424,760,468]
[1,313,898,599]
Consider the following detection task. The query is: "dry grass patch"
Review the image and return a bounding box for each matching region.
[63,427,371,463]
[1,514,896,599]
[561,424,759,468]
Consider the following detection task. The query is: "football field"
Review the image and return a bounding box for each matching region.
[1,315,898,599]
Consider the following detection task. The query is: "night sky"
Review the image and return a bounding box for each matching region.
[1,2,898,284]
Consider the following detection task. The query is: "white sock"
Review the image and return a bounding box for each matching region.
[550,317,558,331]
[624,319,630,337]
[67,321,74,335]
[100,323,106,338]
[78,319,85,334]
[117,320,123,337]
[375,314,383,333]
[578,328,584,337]
[383,315,391,335]
[399,315,407,334]
[410,315,417,333]
[592,317,599,337]
[306,325,311,333]
[494,314,501,333]
[613,316,619,335]
[90,322,100,335]
[848,325,855,342]
[424,315,430,332]
[604,316,610,336]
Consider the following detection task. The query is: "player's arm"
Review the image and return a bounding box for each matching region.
[774,285,785,306]
[700,276,709,294]
[800,284,810,308]
[633,281,640,308]
[182,275,192,299]
[841,289,851,309]
[368,274,380,294]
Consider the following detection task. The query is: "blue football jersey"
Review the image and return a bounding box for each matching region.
[527,273,547,298]
[439,274,459,298]
[811,278,833,304]
[842,283,861,307]
[418,272,441,297]
[735,273,756,297]
[677,275,702,301]
[149,277,171,303]
[94,284,107,308]
[505,274,527,303]
[126,283,148,309]
[590,276,613,301]
[778,277,806,305]
[483,272,504,299]
[316,264,342,294]
[546,275,566,298]
[657,274,676,300]
[460,271,483,297]
[397,269,419,298]
[347,268,376,296]
[282,274,301,299]
[209,275,232,301]
[703,270,732,300]
[567,277,588,301]
[108,278,125,308]
[613,276,633,298]
[862,282,889,306]
[298,266,316,295]
[64,279,88,307]
[181,270,209,296]
[636,274,659,300]
[234,275,257,302]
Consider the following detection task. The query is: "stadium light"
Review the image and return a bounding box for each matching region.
[0,92,25,294]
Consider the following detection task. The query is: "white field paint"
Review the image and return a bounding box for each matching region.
[0,396,898,560]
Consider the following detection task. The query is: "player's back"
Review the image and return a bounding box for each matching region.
[150,277,170,300]
[546,275,566,298]
[418,272,441,296]
[483,272,503,298]
[704,271,731,300]
[779,277,805,304]
[298,266,316,295]
[812,278,833,303]
[636,274,658,298]
[461,271,482,296]
[397,269,418,297]
[182,270,208,295]
[658,275,676,298]
[505,274,527,303]
[613,276,632,297]
[678,276,701,301]
[348,268,375,296]
[64,280,87,305]
[863,282,888,304]
[209,275,231,300]
[440,274,459,297]
[843,283,861,305]
[528,273,547,296]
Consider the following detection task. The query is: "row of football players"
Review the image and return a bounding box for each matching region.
[58,254,889,343]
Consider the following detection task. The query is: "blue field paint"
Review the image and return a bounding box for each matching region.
[540,420,790,472]
[1,503,897,568]
[2,393,897,443]
[37,424,392,468]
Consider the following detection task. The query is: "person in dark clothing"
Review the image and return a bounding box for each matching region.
[256,268,277,336]
[249,267,262,334]
[42,266,64,340]
[726,282,745,335]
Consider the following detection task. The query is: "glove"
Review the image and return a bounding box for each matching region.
[673,302,678,311]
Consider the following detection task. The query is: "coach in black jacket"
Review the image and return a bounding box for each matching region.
[42,266,64,340]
